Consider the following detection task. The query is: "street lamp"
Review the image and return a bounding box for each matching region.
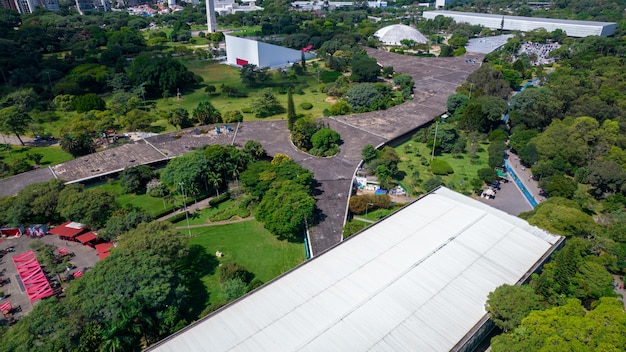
[365,202,374,219]
[179,182,192,237]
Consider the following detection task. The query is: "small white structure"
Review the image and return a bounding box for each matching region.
[146,187,563,352]
[374,24,429,46]
[225,35,314,69]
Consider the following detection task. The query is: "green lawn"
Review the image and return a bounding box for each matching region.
[174,199,236,226]
[188,220,306,304]
[0,145,73,167]
[92,180,183,216]
[157,59,332,122]
[394,136,490,195]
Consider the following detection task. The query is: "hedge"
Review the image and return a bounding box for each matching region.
[300,102,313,110]
[166,211,190,223]
[209,192,231,206]
[431,159,454,175]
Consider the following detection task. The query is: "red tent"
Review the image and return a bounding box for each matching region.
[12,251,53,303]
[95,242,114,261]
[95,242,114,254]
[76,231,97,244]
[0,301,11,316]
[48,221,87,240]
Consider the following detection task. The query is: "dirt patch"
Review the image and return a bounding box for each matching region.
[325,97,338,104]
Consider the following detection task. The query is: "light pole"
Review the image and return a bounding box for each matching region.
[365,203,374,219]
[179,182,192,237]
[431,118,439,161]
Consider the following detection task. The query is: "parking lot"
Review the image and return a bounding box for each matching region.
[0,234,101,324]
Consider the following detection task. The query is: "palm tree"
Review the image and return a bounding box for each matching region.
[207,171,222,197]
[193,101,222,125]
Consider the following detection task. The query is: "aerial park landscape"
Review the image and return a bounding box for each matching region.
[0,0,626,350]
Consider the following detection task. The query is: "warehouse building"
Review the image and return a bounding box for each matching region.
[225,34,315,69]
[423,10,616,37]
[146,187,564,352]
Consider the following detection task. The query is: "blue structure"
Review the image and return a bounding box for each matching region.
[504,160,537,208]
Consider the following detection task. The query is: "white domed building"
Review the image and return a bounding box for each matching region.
[374,24,429,46]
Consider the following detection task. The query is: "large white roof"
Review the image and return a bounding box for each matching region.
[374,24,428,45]
[147,187,562,352]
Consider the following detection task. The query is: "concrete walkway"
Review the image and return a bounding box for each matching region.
[157,197,213,222]
[613,275,626,309]
[506,151,545,205]
[174,217,255,230]
[352,216,376,224]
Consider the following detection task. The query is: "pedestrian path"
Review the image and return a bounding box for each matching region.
[505,151,544,207]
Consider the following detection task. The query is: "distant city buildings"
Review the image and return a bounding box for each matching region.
[291,0,386,11]
[0,0,58,14]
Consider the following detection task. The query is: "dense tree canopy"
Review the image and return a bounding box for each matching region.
[0,221,205,351]
[486,284,542,332]
[127,56,201,97]
[491,298,626,352]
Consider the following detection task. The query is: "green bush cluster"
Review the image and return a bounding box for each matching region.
[300,102,313,110]
[348,194,391,214]
[430,159,454,175]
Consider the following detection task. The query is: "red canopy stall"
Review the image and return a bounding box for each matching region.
[12,251,53,302]
[48,222,87,241]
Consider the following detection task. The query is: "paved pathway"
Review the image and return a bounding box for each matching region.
[506,150,545,205]
[157,197,212,222]
[0,50,485,256]
[613,275,626,309]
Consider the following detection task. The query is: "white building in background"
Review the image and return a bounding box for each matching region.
[225,35,315,69]
[374,24,429,46]
[423,10,617,37]
[212,0,262,15]
[146,187,563,352]
[435,0,452,9]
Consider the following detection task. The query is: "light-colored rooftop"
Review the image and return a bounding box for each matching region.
[374,24,428,45]
[146,187,562,352]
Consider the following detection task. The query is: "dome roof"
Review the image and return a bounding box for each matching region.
[374,24,428,46]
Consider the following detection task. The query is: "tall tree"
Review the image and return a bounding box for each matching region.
[193,101,222,125]
[286,88,297,130]
[0,106,32,145]
[60,133,95,157]
[168,107,193,129]
[485,284,541,332]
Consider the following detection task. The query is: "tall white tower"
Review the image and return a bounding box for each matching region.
[206,0,217,33]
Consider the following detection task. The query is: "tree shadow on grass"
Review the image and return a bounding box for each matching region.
[182,245,219,320]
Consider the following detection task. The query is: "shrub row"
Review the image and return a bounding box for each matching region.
[209,192,231,206]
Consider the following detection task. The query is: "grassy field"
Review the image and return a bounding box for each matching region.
[394,134,490,196]
[91,180,183,216]
[163,59,332,121]
[0,145,73,167]
[174,199,237,226]
[188,220,306,304]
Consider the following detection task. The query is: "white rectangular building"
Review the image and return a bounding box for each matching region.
[225,35,314,69]
[146,187,563,352]
[423,10,617,37]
